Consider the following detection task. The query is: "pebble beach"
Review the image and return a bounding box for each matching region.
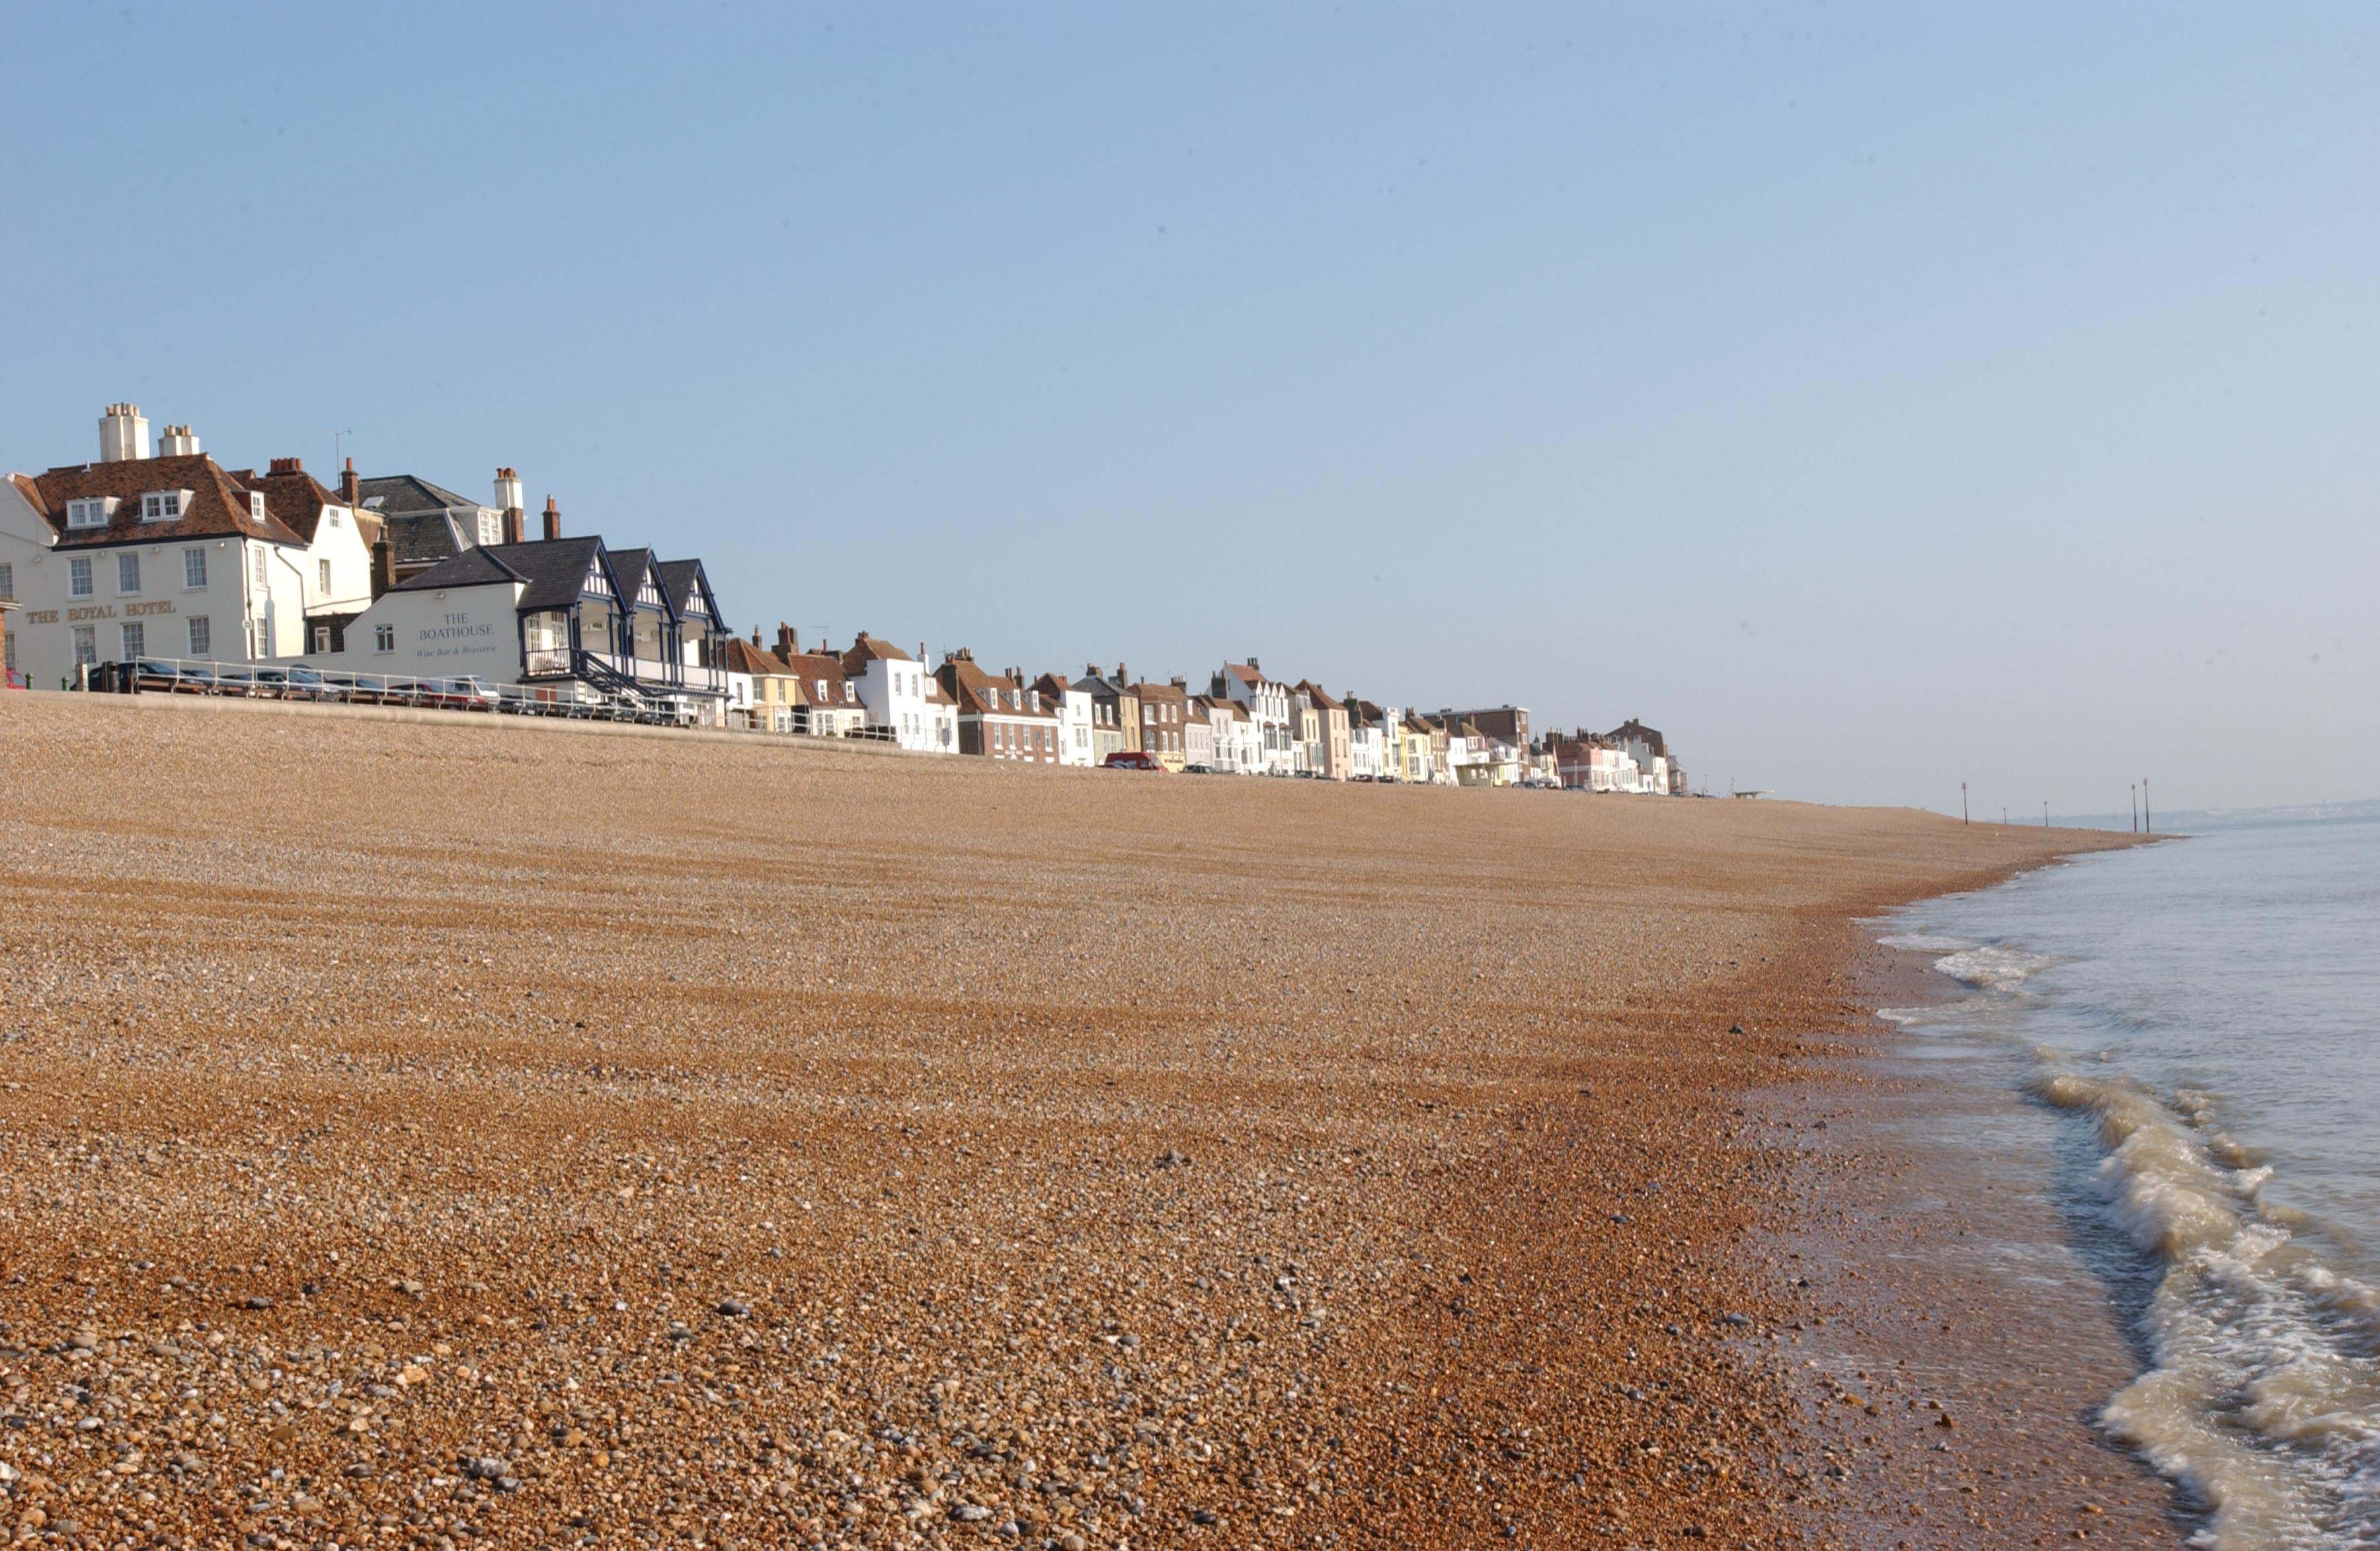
[0,694,2139,1548]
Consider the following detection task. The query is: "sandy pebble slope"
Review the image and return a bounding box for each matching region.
[0,694,2131,1550]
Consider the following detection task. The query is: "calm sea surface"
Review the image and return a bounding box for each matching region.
[1872,817,2380,1550]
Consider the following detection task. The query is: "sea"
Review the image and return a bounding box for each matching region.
[1870,816,2380,1550]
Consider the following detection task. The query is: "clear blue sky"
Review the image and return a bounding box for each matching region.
[7,3,2373,812]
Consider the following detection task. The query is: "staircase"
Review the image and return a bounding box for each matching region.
[573,649,658,707]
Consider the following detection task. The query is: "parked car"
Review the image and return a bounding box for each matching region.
[133,658,211,694]
[1182,762,1216,775]
[428,676,504,711]
[1102,750,1166,772]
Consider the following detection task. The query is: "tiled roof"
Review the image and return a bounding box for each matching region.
[398,536,610,612]
[842,633,914,669]
[355,474,479,517]
[654,559,717,627]
[389,546,524,594]
[381,509,469,568]
[781,651,859,705]
[609,548,660,610]
[715,636,791,678]
[1608,719,1667,756]
[242,464,348,546]
[939,656,1056,719]
[1293,680,1343,711]
[25,454,305,550]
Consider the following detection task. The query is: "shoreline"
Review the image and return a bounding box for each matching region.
[0,693,2149,1548]
[1772,867,2193,1547]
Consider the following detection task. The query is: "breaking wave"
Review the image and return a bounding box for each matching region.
[2030,1056,2380,1548]
[1881,922,2380,1548]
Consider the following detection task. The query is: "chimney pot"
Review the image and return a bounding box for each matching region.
[99,403,151,462]
[268,456,302,475]
[339,457,360,507]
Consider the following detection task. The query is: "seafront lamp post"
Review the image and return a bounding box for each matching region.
[2143,777,2151,834]
[1962,782,1968,824]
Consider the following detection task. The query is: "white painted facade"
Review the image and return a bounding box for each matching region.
[299,578,524,682]
[848,648,938,750]
[1218,662,1294,775]
[1050,681,1095,766]
[0,483,307,690]
[1347,721,1384,780]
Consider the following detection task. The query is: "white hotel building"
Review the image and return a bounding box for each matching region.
[0,405,374,690]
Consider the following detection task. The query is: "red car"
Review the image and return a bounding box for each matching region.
[1102,750,1166,772]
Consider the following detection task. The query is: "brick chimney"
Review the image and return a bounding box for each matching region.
[1117,661,1129,688]
[339,457,360,507]
[541,496,561,541]
[269,456,303,475]
[502,506,524,545]
[370,537,395,600]
[496,468,525,544]
[750,626,763,648]
[776,623,799,658]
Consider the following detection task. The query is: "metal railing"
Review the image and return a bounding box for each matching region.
[73,656,918,748]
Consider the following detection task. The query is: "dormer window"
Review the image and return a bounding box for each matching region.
[65,497,116,529]
[143,490,187,522]
[249,493,267,521]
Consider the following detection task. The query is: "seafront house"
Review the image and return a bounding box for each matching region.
[938,650,1061,763]
[717,632,795,727]
[245,457,383,655]
[354,468,512,584]
[1183,697,1216,770]
[1197,694,1256,774]
[844,633,945,751]
[1437,704,1531,757]
[774,626,867,736]
[924,673,959,754]
[1397,711,1437,785]
[1214,658,1293,774]
[1286,684,1322,775]
[1031,671,1096,766]
[1351,704,1390,780]
[1076,665,1141,760]
[656,560,732,713]
[1345,697,1399,781]
[0,405,347,688]
[1294,681,1351,779]
[298,523,731,715]
[1132,676,1191,772]
[1607,720,1683,795]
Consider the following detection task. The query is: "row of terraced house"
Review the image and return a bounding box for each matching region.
[1,404,1685,793]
